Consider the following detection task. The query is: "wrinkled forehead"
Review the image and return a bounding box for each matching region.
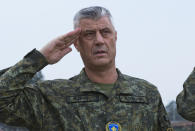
[78,16,114,31]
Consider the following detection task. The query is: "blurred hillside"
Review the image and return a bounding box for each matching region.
[166,101,195,131]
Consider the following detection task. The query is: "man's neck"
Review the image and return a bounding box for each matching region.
[85,66,118,84]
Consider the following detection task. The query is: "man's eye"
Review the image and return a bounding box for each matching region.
[86,33,94,36]
[102,30,111,37]
[84,32,95,39]
[103,30,109,34]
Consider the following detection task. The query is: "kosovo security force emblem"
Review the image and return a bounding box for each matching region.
[106,121,122,131]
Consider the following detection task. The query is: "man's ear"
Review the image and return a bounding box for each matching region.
[115,31,117,41]
[74,40,80,52]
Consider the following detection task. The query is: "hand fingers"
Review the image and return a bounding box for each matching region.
[66,28,81,37]
[62,31,80,46]
[59,28,81,44]
[57,35,79,50]
[63,34,79,48]
[55,32,79,49]
[61,47,72,56]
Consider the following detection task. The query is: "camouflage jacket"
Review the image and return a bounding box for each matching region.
[0,49,173,131]
[176,68,195,122]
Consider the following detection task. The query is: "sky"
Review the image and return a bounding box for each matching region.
[0,0,195,105]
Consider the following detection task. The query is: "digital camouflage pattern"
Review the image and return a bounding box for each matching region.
[176,68,195,122]
[0,67,42,131]
[0,49,173,131]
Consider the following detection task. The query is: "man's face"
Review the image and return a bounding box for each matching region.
[74,16,117,69]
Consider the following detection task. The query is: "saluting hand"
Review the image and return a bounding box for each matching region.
[40,28,81,64]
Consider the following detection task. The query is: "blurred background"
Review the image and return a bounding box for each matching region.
[0,0,195,130]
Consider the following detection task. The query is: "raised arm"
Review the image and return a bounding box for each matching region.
[0,28,81,128]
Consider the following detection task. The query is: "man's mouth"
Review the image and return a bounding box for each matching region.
[93,50,107,56]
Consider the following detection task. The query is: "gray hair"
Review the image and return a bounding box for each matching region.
[73,6,114,29]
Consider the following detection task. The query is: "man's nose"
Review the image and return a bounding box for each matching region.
[95,32,104,44]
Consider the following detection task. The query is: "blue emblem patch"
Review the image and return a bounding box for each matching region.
[106,121,122,131]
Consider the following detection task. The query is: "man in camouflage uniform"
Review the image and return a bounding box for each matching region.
[0,6,173,131]
[176,68,195,122]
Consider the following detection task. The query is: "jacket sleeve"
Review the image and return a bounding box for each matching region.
[157,96,174,131]
[0,49,48,129]
[176,68,195,122]
[0,67,11,76]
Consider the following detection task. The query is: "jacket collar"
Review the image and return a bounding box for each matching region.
[77,68,146,96]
